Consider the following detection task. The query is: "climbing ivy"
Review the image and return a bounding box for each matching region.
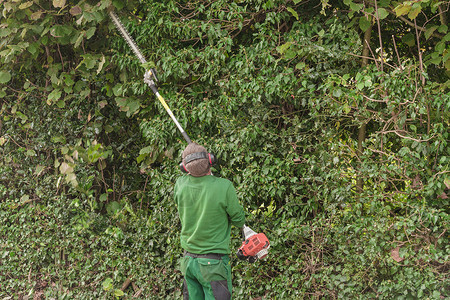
[0,0,448,298]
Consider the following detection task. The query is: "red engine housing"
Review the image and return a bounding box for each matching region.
[238,232,270,259]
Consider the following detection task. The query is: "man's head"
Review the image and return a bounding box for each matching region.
[181,143,211,177]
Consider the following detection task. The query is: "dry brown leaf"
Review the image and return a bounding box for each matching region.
[391,246,404,262]
[69,6,82,15]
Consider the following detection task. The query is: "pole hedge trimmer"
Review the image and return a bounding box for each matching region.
[108,10,192,144]
[109,10,270,262]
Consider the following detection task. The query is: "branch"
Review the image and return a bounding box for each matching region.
[414,18,425,85]
[362,94,388,103]
[374,0,384,72]
[347,52,397,70]
[378,130,436,142]
[386,8,444,39]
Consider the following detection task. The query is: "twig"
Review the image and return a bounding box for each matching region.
[132,282,143,298]
[347,53,396,70]
[57,43,64,72]
[432,170,450,179]
[374,0,384,72]
[378,130,435,142]
[132,282,140,293]
[141,175,149,210]
[438,4,448,26]
[121,277,132,291]
[362,94,387,103]
[364,39,379,70]
[436,229,447,248]
[392,35,403,70]
[414,18,425,85]
[100,163,109,196]
[4,134,26,149]
[384,8,445,39]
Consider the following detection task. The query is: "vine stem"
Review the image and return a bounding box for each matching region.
[374,0,384,72]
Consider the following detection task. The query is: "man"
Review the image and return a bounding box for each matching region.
[174,143,246,300]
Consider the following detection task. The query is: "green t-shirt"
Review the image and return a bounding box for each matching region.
[174,175,246,254]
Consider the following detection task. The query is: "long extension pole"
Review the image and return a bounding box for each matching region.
[108,10,192,144]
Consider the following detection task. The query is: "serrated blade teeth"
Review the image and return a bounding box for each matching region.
[109,11,147,64]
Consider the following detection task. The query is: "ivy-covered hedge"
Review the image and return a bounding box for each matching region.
[1,0,449,299]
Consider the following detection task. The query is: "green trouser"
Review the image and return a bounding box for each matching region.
[180,253,232,300]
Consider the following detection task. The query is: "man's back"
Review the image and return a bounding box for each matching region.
[174,175,245,255]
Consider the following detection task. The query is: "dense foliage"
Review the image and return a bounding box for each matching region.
[1,0,448,298]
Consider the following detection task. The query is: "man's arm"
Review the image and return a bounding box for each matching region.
[225,183,246,228]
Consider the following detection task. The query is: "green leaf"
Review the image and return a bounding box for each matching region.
[97,55,106,74]
[126,99,140,116]
[295,62,306,70]
[85,27,96,39]
[425,26,438,40]
[394,4,411,17]
[112,84,124,96]
[139,146,153,155]
[445,177,450,189]
[333,89,342,98]
[20,194,30,202]
[356,81,365,90]
[285,49,297,59]
[59,162,74,174]
[101,125,112,134]
[102,278,113,291]
[408,6,421,20]
[30,10,44,20]
[56,100,65,108]
[83,56,96,69]
[350,2,363,12]
[377,8,389,20]
[19,1,33,9]
[106,201,122,215]
[276,42,292,55]
[74,33,84,48]
[65,172,78,187]
[27,43,39,56]
[378,0,391,8]
[287,7,299,20]
[114,289,124,297]
[100,193,108,202]
[429,55,442,65]
[0,71,11,84]
[402,33,415,47]
[115,97,128,111]
[436,41,445,54]
[51,25,73,38]
[359,16,371,32]
[26,149,36,156]
[112,0,125,10]
[343,103,351,114]
[136,153,147,163]
[438,24,448,34]
[47,89,62,105]
[445,57,450,70]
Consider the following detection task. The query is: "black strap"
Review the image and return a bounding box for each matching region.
[184,251,225,260]
[184,152,209,164]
